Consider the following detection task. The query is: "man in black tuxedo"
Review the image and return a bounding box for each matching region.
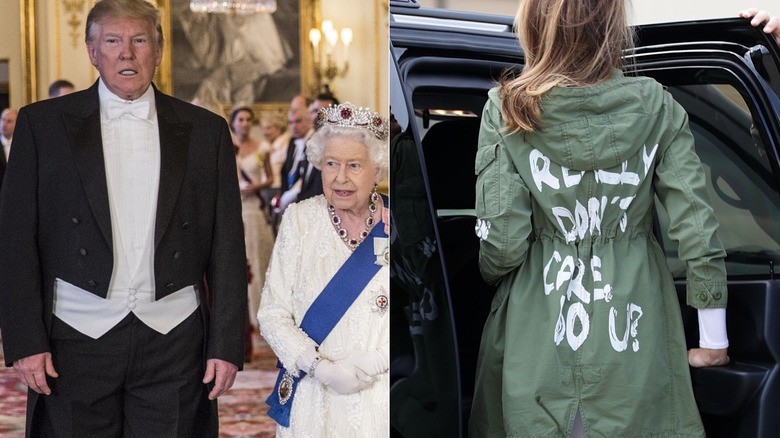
[293,91,340,202]
[296,152,324,202]
[277,105,316,211]
[0,0,247,436]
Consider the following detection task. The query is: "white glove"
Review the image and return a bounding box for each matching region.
[278,185,301,213]
[313,359,374,395]
[337,345,389,377]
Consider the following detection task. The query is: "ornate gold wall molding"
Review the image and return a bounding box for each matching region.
[376,0,388,111]
[154,0,171,94]
[21,0,37,103]
[62,0,87,49]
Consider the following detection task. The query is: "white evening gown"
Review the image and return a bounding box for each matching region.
[258,196,390,437]
[237,151,275,325]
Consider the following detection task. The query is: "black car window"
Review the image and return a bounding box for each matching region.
[649,69,780,279]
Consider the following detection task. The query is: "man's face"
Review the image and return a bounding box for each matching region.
[0,110,17,139]
[86,16,161,100]
[261,120,282,142]
[290,95,306,112]
[287,109,311,139]
[308,99,334,129]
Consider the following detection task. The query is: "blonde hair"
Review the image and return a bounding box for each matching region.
[501,0,634,133]
[86,0,163,48]
[260,111,287,133]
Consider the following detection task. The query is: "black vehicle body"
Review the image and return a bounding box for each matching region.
[389,1,780,437]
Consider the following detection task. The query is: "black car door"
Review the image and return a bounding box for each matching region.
[390,7,520,437]
[635,19,780,438]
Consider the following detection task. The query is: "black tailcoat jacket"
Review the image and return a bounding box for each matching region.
[0,81,247,373]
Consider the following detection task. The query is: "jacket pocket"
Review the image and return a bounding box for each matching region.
[476,142,519,218]
[475,143,500,217]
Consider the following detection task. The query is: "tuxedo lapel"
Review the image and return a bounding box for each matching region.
[62,84,191,251]
[285,137,296,174]
[285,137,296,164]
[153,90,191,248]
[64,84,113,247]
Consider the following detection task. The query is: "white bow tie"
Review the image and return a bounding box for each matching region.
[106,98,150,120]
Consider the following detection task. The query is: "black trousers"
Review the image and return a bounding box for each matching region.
[32,310,217,438]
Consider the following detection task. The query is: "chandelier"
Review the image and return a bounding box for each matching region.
[189,0,277,14]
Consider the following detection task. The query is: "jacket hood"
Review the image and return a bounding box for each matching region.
[490,70,668,171]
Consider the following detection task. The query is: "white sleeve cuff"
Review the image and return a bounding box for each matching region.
[698,308,729,349]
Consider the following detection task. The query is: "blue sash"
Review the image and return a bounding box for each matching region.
[239,168,253,185]
[266,220,387,427]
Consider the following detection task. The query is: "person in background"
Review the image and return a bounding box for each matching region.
[259,111,290,219]
[48,79,76,98]
[274,92,341,210]
[230,104,275,359]
[0,108,16,153]
[0,108,17,190]
[289,94,309,112]
[469,0,729,436]
[288,92,343,203]
[740,8,780,44]
[0,0,247,436]
[308,91,339,129]
[275,105,313,213]
[259,102,390,436]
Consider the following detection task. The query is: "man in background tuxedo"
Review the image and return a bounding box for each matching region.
[276,105,314,212]
[307,92,338,128]
[0,0,247,436]
[292,91,340,202]
[0,107,17,190]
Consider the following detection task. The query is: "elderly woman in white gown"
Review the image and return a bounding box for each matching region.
[258,103,390,436]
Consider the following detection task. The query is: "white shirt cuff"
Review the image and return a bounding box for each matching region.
[698,308,729,349]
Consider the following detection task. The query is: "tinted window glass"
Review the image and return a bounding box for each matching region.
[652,74,780,278]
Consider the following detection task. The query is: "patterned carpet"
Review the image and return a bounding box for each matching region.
[0,332,280,438]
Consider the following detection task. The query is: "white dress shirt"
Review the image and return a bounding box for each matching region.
[1,136,10,160]
[53,79,199,339]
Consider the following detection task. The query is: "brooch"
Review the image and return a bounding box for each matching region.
[278,372,294,405]
[371,286,389,315]
[374,237,389,266]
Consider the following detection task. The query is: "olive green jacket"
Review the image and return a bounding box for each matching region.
[469,71,727,437]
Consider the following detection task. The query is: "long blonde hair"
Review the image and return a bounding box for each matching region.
[500,0,634,133]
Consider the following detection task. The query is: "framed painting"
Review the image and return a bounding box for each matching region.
[156,0,319,112]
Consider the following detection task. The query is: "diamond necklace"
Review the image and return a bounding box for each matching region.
[328,196,377,250]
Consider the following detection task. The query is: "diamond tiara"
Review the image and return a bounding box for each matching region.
[316,102,389,141]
